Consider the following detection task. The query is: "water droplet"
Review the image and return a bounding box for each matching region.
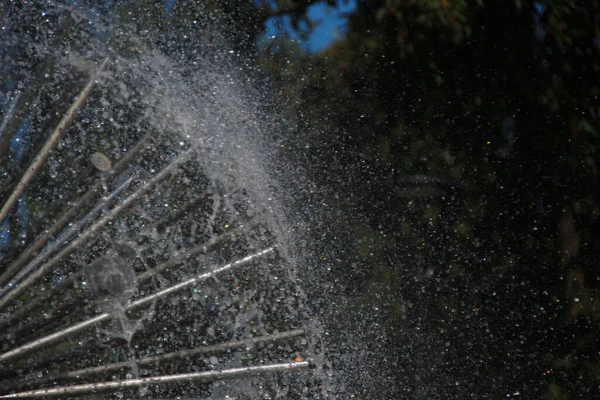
[90,152,112,171]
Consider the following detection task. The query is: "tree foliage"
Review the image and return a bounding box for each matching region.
[260,0,600,398]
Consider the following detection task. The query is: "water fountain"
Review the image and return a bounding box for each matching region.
[0,2,325,398]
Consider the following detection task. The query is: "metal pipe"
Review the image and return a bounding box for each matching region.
[0,11,75,163]
[0,361,311,398]
[0,58,110,228]
[128,246,275,310]
[0,132,152,286]
[137,217,261,282]
[0,217,262,338]
[0,138,202,313]
[0,177,133,292]
[0,247,275,364]
[14,329,306,388]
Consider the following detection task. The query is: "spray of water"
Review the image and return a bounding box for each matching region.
[0,2,331,398]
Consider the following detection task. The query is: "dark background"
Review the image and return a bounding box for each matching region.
[257,1,600,398]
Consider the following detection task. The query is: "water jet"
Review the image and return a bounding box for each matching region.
[0,2,324,398]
